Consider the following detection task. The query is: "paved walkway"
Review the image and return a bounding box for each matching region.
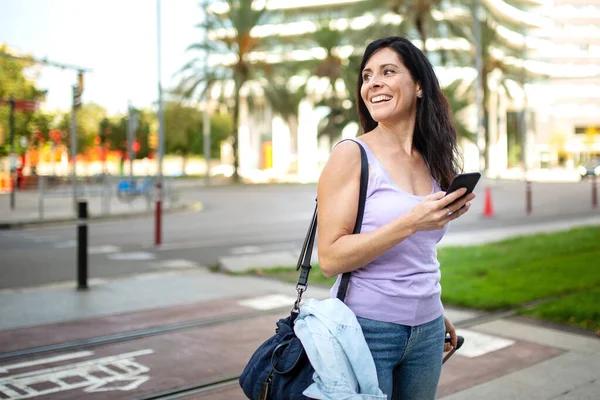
[0,217,600,400]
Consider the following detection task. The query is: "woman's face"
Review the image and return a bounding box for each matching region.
[360,47,420,125]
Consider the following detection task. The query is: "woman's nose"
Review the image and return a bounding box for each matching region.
[368,76,382,88]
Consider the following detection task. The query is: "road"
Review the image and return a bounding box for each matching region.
[1,179,598,290]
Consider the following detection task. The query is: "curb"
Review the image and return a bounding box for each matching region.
[0,202,203,230]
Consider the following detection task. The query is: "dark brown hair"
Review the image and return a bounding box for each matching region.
[356,36,461,189]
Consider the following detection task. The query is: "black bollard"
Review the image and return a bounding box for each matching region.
[77,201,88,290]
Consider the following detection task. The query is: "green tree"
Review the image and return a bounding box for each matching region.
[450,12,526,172]
[178,0,275,182]
[0,45,46,156]
[442,79,476,143]
[164,101,202,174]
[57,103,108,154]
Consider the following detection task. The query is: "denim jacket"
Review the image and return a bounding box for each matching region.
[293,298,386,400]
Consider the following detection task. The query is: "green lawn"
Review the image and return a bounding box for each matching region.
[244,226,600,333]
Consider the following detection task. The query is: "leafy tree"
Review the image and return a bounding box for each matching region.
[262,74,306,170]
[0,45,46,156]
[442,79,476,143]
[57,103,108,154]
[178,0,276,182]
[449,12,527,172]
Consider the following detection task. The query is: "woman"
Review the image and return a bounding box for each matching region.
[317,36,476,399]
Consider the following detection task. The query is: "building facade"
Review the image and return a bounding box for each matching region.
[206,0,599,182]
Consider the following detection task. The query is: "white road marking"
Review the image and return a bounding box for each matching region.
[455,329,515,358]
[0,351,94,373]
[54,240,76,249]
[230,246,262,255]
[106,252,155,261]
[238,294,298,310]
[157,259,200,268]
[30,236,58,243]
[0,349,154,398]
[88,245,120,255]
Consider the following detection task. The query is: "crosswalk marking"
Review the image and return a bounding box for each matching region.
[156,259,200,268]
[238,294,298,310]
[106,252,155,261]
[89,245,121,255]
[455,329,516,358]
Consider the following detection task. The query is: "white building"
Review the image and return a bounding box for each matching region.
[206,0,600,182]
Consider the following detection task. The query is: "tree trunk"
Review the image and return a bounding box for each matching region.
[288,115,298,173]
[482,68,490,174]
[416,16,428,56]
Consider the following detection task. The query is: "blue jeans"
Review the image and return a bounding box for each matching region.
[357,315,445,400]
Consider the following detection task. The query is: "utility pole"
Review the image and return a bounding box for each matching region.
[9,95,15,210]
[473,0,484,173]
[521,23,531,214]
[127,104,138,185]
[155,0,166,246]
[71,80,82,211]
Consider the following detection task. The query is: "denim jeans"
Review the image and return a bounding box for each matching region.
[357,315,445,400]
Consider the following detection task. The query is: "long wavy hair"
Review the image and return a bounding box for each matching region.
[356,36,461,190]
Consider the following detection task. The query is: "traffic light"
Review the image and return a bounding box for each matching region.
[78,71,84,94]
[149,133,158,150]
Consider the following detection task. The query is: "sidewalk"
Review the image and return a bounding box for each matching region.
[1,219,599,399]
[0,188,196,229]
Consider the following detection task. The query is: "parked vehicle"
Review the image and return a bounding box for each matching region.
[577,159,600,180]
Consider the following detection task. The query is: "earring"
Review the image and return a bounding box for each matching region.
[417,91,423,98]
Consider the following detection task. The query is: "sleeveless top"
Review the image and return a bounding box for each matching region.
[329,138,448,327]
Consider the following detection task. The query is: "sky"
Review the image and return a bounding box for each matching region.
[0,0,203,114]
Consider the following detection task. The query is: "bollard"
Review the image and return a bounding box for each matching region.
[155,181,162,246]
[77,201,88,290]
[593,175,598,209]
[526,181,532,215]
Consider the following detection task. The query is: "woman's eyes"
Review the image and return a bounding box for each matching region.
[363,69,395,81]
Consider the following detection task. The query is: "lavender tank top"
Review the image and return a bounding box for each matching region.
[330,138,448,326]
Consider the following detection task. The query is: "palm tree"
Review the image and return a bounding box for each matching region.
[261,74,306,172]
[450,12,530,172]
[177,0,274,182]
[442,79,476,143]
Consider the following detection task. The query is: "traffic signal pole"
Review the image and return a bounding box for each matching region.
[9,96,15,210]
[155,0,165,246]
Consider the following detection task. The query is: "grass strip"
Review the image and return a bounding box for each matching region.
[243,226,600,332]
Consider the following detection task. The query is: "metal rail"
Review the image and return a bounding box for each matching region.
[0,307,288,362]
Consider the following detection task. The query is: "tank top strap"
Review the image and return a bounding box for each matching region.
[334,137,377,166]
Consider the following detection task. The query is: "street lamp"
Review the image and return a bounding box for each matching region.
[155,0,166,246]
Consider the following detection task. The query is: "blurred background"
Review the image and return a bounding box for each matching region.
[0,0,598,188]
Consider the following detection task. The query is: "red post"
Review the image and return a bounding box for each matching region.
[155,181,162,246]
[526,181,532,215]
[593,175,598,209]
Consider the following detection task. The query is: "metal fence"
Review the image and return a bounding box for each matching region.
[3,175,178,222]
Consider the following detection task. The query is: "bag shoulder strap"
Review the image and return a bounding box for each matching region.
[291,139,368,322]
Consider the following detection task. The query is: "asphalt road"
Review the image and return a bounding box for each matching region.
[1,179,598,290]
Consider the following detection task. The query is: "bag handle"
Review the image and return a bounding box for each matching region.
[291,140,368,322]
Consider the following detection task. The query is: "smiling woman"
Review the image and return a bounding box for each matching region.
[316,36,474,400]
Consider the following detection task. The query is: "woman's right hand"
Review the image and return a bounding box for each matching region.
[407,188,475,232]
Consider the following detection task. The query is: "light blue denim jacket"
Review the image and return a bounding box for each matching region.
[293,298,386,400]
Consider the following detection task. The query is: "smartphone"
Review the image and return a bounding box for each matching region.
[445,172,481,206]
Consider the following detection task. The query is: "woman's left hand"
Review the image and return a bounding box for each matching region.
[444,315,457,352]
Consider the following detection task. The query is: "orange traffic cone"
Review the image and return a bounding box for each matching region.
[482,187,495,217]
[0,176,8,193]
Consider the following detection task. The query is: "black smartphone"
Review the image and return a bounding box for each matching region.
[445,172,481,206]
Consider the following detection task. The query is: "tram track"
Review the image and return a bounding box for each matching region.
[0,306,290,362]
[133,376,241,400]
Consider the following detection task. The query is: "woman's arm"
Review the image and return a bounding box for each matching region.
[317,141,473,278]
